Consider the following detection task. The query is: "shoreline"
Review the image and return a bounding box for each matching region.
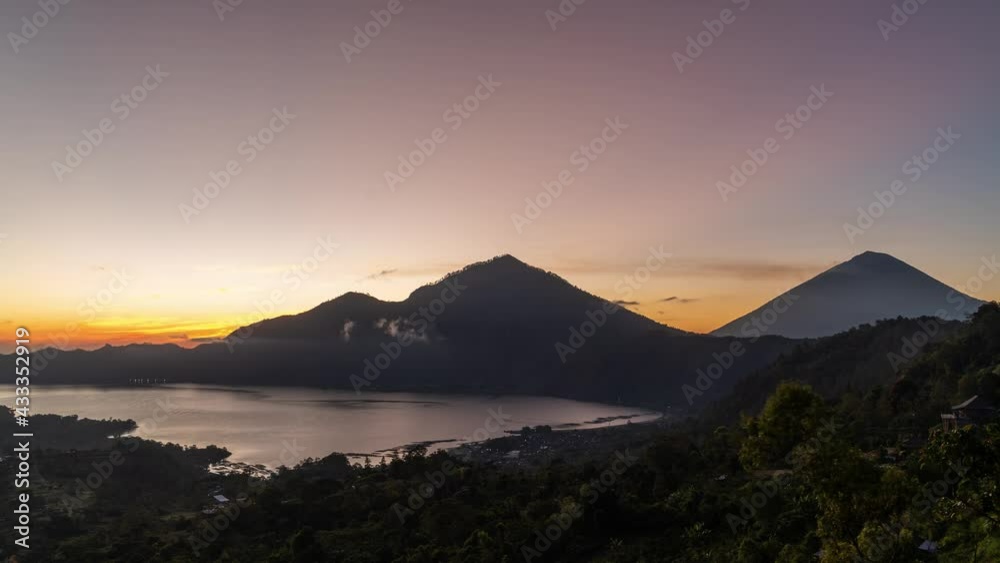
[22,381,672,412]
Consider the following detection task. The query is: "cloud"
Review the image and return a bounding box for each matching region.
[361,268,398,281]
[661,296,699,304]
[614,300,640,306]
[555,257,825,281]
[189,336,222,343]
[342,320,355,342]
[375,318,429,343]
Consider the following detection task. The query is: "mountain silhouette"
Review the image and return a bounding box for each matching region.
[711,251,986,339]
[18,255,792,409]
[233,254,681,342]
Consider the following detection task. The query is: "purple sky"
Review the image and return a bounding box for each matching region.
[1,0,997,346]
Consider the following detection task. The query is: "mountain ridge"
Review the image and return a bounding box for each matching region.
[711,251,985,339]
[227,253,686,342]
[15,254,792,408]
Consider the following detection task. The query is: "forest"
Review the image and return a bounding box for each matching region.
[1,304,998,562]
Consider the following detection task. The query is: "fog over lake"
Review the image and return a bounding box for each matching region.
[15,385,660,467]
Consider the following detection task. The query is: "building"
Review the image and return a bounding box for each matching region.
[918,539,938,554]
[940,395,997,432]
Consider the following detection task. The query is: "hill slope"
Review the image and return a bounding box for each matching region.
[711,251,985,339]
[17,255,796,408]
[703,315,966,426]
[233,254,678,342]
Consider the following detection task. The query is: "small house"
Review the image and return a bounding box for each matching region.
[940,396,997,433]
[951,395,996,424]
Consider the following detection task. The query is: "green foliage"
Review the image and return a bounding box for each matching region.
[6,303,999,562]
[739,381,830,470]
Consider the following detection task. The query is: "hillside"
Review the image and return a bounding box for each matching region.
[704,315,967,426]
[18,256,791,408]
[712,251,985,339]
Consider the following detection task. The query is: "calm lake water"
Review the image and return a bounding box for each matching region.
[13,385,660,467]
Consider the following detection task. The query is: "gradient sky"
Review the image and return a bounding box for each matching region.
[1,0,998,351]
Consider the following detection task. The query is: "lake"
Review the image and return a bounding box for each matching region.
[12,385,660,467]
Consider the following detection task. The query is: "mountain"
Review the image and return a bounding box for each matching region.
[705,302,1000,450]
[14,255,795,409]
[711,251,986,339]
[703,315,967,426]
[234,254,677,342]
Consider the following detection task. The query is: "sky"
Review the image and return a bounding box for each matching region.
[1,0,998,351]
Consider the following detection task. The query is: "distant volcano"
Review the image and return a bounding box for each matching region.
[711,251,986,339]
[229,253,685,342]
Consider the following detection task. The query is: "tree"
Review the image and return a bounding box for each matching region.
[740,382,831,470]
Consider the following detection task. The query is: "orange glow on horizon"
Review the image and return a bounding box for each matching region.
[4,255,998,353]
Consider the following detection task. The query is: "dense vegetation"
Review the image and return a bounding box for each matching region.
[704,315,966,426]
[6,257,795,409]
[2,304,997,562]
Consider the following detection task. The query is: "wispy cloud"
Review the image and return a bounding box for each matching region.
[555,256,826,281]
[614,300,640,306]
[361,268,398,281]
[661,296,699,304]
